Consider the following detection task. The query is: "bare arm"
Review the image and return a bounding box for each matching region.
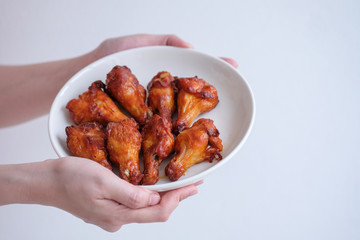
[0,34,235,231]
[0,34,237,128]
[0,34,194,128]
[0,157,200,232]
[0,54,95,127]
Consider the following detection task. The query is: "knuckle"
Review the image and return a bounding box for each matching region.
[82,218,92,224]
[103,225,122,233]
[157,211,171,222]
[167,34,177,38]
[94,175,106,188]
[156,206,175,222]
[100,216,124,232]
[127,190,144,208]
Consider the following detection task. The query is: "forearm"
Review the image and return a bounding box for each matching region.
[0,160,58,206]
[0,52,96,128]
[0,34,197,128]
[0,157,200,232]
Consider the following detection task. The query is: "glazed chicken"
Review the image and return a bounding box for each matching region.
[65,122,112,170]
[141,114,175,185]
[172,77,219,134]
[147,71,176,123]
[165,118,223,181]
[106,118,143,185]
[106,65,152,125]
[66,80,128,125]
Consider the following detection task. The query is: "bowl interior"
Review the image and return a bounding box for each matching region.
[49,46,255,191]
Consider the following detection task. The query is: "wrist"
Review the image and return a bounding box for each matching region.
[0,159,59,206]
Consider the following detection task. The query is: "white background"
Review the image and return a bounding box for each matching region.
[0,0,359,239]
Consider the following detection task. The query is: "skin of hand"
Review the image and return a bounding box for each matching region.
[0,157,201,232]
[0,34,238,128]
[0,34,235,231]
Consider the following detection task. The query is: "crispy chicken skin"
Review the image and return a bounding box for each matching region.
[66,80,128,125]
[106,119,143,185]
[165,118,222,181]
[65,122,112,170]
[141,114,175,185]
[106,65,152,125]
[147,71,176,123]
[172,77,219,134]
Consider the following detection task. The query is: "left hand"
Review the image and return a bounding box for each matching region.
[90,34,238,68]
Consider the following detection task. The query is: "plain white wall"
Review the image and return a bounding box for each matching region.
[0,0,359,239]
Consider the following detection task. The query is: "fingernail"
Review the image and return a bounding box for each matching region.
[186,42,194,49]
[149,193,160,206]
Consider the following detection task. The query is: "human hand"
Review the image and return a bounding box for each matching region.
[90,34,238,68]
[0,33,238,128]
[91,34,193,61]
[47,157,200,232]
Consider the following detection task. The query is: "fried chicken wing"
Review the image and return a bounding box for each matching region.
[165,118,222,181]
[66,81,128,125]
[141,114,175,185]
[147,71,176,123]
[65,122,112,170]
[173,77,219,134]
[106,118,143,184]
[106,65,152,125]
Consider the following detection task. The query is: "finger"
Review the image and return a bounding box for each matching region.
[220,57,238,68]
[104,177,160,209]
[163,34,194,48]
[130,34,193,49]
[122,184,198,224]
[194,179,204,186]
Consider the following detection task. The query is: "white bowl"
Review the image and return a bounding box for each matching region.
[48,46,255,191]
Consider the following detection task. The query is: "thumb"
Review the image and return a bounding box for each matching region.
[105,178,160,209]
